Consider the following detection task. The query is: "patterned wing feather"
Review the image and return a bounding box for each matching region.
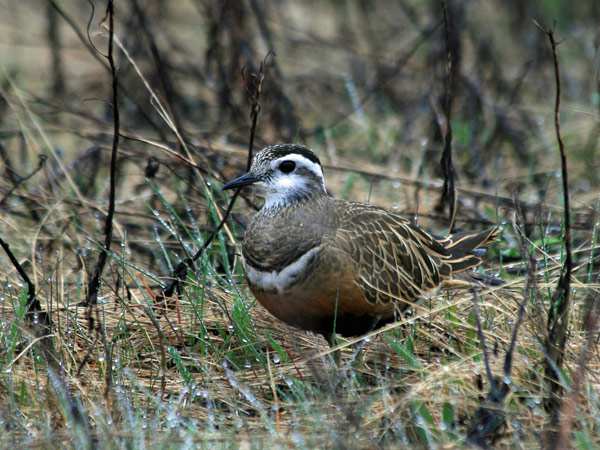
[434,228,499,272]
[326,205,452,309]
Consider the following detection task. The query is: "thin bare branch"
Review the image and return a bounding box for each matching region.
[437,0,457,230]
[155,53,272,305]
[86,0,120,309]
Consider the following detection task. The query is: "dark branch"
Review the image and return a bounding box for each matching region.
[86,0,119,309]
[155,53,272,304]
[533,19,573,447]
[0,155,47,207]
[437,0,457,229]
[0,238,42,319]
[466,288,508,447]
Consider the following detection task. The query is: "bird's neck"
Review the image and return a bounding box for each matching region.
[262,187,327,210]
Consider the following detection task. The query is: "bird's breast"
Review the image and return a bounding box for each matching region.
[241,247,320,295]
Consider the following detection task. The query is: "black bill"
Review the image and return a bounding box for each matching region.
[222,172,259,190]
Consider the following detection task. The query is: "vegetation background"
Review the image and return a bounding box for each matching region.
[0,0,599,447]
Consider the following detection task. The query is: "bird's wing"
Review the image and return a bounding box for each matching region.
[324,205,452,308]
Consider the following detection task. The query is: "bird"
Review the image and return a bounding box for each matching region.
[223,144,499,346]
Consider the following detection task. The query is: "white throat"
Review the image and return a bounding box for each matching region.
[260,154,326,209]
[259,175,313,208]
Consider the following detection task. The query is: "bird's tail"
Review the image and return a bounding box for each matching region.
[437,228,500,273]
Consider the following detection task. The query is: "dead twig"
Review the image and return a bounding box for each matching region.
[466,288,506,447]
[0,238,43,321]
[533,20,573,444]
[131,0,183,138]
[467,248,535,447]
[155,52,272,305]
[0,154,47,207]
[437,0,457,231]
[85,0,119,309]
[47,0,168,140]
[82,1,119,397]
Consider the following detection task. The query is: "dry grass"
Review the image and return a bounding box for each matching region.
[3,268,600,447]
[1,0,599,448]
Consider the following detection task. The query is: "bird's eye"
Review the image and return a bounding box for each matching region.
[278,160,296,174]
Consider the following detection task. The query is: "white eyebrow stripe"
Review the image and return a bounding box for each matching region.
[272,154,326,191]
